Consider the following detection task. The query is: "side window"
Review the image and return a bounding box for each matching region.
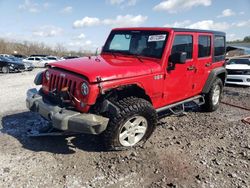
[28,58,33,60]
[35,58,41,61]
[214,35,225,61]
[171,35,193,59]
[198,35,211,58]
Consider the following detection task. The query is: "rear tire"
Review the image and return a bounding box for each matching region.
[202,78,223,112]
[101,97,157,150]
[2,66,9,74]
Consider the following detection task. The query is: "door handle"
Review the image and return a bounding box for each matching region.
[205,62,212,67]
[187,65,196,71]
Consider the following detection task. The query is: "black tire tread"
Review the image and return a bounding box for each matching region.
[102,97,157,150]
[203,78,223,112]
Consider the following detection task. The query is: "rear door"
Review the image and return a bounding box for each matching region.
[192,33,213,95]
[163,32,196,105]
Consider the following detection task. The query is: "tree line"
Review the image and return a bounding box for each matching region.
[0,38,94,57]
[228,35,250,43]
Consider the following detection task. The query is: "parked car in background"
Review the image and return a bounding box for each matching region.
[30,54,48,58]
[12,54,27,59]
[5,56,33,71]
[62,56,80,60]
[23,57,49,68]
[0,54,11,57]
[226,58,250,86]
[0,56,25,73]
[45,56,59,63]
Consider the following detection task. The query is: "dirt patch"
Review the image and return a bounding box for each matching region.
[0,70,249,187]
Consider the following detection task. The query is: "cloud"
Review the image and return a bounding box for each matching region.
[61,6,73,13]
[68,40,93,49]
[164,20,191,27]
[32,25,63,37]
[188,20,230,31]
[108,0,138,7]
[18,0,50,13]
[18,0,39,13]
[217,9,235,18]
[77,33,86,39]
[227,34,241,41]
[43,2,49,9]
[153,0,211,13]
[73,14,147,28]
[73,17,101,28]
[109,0,124,5]
[103,15,147,27]
[232,20,250,27]
[164,20,230,31]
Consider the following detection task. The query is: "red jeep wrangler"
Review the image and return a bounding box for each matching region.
[26,27,226,150]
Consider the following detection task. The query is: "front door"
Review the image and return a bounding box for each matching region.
[163,33,196,105]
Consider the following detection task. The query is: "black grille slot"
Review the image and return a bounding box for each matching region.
[226,69,249,75]
[227,78,243,82]
[72,81,76,95]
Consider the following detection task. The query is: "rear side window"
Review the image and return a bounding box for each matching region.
[171,35,193,59]
[214,36,225,61]
[198,36,211,58]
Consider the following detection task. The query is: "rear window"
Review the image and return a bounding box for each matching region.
[214,36,225,61]
[198,35,211,58]
[171,35,193,59]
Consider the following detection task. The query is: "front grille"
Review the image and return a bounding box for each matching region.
[49,73,77,95]
[227,78,243,82]
[226,69,250,75]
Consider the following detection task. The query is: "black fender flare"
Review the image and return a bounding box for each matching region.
[202,67,227,94]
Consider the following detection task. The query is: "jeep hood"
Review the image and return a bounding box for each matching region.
[50,55,161,83]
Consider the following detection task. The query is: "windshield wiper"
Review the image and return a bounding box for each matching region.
[111,52,117,58]
[124,52,143,63]
[133,54,143,63]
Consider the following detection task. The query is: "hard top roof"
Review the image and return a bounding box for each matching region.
[112,27,225,36]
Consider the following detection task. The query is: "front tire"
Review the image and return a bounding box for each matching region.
[102,97,157,150]
[2,66,9,74]
[203,78,223,112]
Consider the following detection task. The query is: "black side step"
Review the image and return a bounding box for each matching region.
[156,95,205,113]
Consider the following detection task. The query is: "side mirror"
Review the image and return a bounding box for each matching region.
[169,52,187,64]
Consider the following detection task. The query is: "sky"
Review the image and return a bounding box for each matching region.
[0,0,249,52]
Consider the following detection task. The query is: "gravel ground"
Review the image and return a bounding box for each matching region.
[0,69,249,188]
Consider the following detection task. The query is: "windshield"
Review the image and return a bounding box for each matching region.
[227,59,250,65]
[102,30,168,59]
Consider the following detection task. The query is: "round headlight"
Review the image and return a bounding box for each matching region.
[81,82,89,96]
[45,71,50,81]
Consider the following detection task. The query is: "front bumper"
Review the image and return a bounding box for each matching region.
[26,88,109,134]
[9,65,25,72]
[226,75,250,86]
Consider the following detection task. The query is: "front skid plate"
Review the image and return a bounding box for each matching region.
[27,125,80,137]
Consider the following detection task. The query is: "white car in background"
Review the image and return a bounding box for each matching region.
[226,58,250,86]
[23,57,50,68]
[46,56,59,63]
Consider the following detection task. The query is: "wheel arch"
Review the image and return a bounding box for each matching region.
[89,84,153,113]
[202,67,227,94]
